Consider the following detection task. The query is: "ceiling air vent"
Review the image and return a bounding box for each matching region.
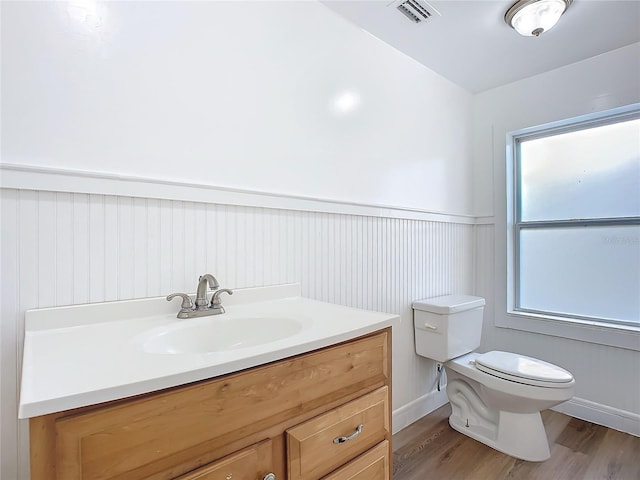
[394,0,441,24]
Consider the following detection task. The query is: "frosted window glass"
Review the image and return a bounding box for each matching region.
[520,119,640,222]
[519,225,640,323]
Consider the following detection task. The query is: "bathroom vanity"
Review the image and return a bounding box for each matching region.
[20,284,396,480]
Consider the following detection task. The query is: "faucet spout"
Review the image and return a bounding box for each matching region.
[195,274,219,309]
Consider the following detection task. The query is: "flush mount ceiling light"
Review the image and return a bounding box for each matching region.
[505,0,572,37]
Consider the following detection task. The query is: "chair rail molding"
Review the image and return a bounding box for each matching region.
[0,163,492,225]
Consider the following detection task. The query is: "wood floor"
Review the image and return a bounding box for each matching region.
[392,404,640,480]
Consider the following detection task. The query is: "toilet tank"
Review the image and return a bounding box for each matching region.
[413,294,485,363]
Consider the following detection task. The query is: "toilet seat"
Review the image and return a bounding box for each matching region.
[475,351,574,388]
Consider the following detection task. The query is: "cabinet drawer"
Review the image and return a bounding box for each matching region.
[322,441,389,480]
[175,440,271,480]
[287,387,389,480]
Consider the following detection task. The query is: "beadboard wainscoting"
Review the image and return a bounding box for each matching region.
[0,186,474,479]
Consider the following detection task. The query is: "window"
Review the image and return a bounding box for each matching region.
[509,107,640,329]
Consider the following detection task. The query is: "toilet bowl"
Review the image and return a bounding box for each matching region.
[413,295,575,462]
[446,351,574,461]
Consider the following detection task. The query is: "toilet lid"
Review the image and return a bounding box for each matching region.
[475,351,573,385]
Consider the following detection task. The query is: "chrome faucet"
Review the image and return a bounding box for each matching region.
[166,274,233,319]
[195,274,219,309]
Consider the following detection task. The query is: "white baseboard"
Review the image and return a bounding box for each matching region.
[552,397,640,437]
[393,392,640,438]
[392,389,449,435]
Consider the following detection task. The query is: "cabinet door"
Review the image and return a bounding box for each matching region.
[175,439,272,480]
[287,387,389,480]
[322,441,389,480]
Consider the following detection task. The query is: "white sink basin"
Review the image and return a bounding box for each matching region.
[143,316,305,354]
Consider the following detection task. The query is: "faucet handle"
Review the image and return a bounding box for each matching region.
[210,288,233,312]
[166,293,193,310]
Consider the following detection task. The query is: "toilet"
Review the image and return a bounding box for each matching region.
[413,294,575,462]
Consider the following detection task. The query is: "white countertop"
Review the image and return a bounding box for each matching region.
[19,284,397,418]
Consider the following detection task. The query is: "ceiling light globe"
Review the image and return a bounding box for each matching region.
[506,0,570,37]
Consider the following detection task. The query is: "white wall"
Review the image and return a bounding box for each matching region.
[1,0,473,215]
[472,43,640,432]
[0,2,475,478]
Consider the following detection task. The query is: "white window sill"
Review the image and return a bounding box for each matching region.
[496,311,640,351]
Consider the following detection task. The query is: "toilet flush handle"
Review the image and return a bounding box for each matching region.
[424,323,438,330]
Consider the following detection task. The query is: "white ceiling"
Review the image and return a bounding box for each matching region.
[321,0,640,93]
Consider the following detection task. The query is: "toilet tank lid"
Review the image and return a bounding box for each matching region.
[413,295,485,314]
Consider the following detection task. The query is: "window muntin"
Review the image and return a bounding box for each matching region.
[513,110,640,327]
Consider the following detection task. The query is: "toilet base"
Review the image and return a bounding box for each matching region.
[449,409,551,462]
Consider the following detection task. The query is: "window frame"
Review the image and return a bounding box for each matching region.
[502,104,640,350]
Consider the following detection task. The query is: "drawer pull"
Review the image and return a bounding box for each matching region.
[333,424,364,444]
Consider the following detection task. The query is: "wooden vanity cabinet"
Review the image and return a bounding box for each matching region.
[29,328,392,480]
